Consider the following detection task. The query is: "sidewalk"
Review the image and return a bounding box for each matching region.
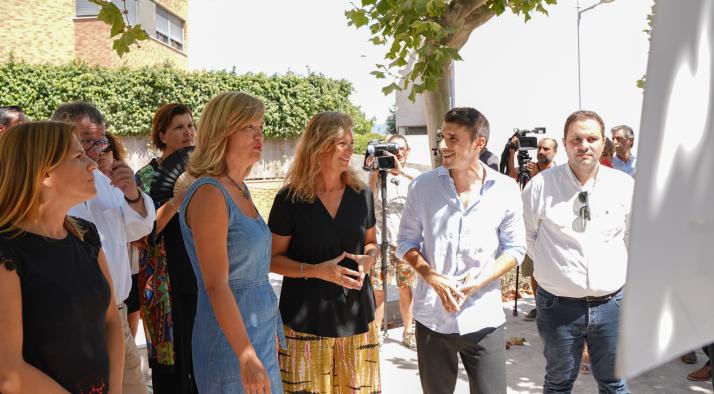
[380,297,714,393]
[138,276,713,393]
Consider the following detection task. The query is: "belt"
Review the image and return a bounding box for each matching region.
[555,288,622,303]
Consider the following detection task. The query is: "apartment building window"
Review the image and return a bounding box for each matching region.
[155,6,184,51]
[76,0,138,26]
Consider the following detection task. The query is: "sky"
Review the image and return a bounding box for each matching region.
[188,0,394,123]
[188,0,653,163]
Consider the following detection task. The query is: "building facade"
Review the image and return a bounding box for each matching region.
[1,0,188,69]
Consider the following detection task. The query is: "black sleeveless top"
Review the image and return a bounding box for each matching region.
[0,218,110,394]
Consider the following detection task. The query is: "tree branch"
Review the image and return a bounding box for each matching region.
[445,4,496,49]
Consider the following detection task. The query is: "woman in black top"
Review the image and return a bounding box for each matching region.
[269,112,381,393]
[134,103,198,394]
[0,121,124,393]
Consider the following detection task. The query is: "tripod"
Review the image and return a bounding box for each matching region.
[376,169,391,338]
[512,151,532,316]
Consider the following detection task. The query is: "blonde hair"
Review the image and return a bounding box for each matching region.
[0,121,84,239]
[284,111,364,202]
[188,92,265,178]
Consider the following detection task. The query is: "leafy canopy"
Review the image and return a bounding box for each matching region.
[346,0,556,100]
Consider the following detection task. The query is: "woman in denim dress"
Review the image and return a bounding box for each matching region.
[179,92,283,394]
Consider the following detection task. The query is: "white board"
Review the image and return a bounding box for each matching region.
[617,0,714,378]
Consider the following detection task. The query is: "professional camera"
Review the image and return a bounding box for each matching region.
[507,127,545,151]
[510,127,546,185]
[362,140,400,171]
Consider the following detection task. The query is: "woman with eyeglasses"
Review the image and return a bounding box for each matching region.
[269,112,381,393]
[179,92,283,393]
[134,103,198,393]
[0,121,124,393]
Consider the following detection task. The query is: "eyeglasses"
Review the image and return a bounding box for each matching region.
[577,191,591,221]
[81,138,110,152]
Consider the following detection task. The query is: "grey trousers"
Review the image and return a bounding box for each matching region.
[415,321,506,394]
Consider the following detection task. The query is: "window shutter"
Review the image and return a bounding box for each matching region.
[155,6,169,37]
[76,0,99,16]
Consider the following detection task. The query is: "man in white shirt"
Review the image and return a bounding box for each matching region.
[522,110,634,393]
[53,102,155,394]
[398,107,526,393]
[611,124,636,176]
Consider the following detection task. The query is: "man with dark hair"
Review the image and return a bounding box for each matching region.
[52,101,155,394]
[522,110,634,393]
[611,124,636,175]
[398,107,526,393]
[0,105,27,134]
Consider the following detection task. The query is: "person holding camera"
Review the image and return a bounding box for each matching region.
[366,134,421,348]
[505,136,558,321]
[506,136,558,180]
[398,107,526,393]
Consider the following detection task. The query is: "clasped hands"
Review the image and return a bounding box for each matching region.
[314,251,376,290]
[426,271,482,314]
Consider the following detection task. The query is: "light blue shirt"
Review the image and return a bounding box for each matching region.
[397,165,526,335]
[612,154,636,176]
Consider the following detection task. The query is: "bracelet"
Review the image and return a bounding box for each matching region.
[168,198,179,214]
[300,262,307,280]
[124,188,143,204]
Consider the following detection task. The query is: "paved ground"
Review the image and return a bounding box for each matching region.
[380,297,713,394]
[138,276,714,393]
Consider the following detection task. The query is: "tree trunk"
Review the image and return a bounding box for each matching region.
[423,62,453,168]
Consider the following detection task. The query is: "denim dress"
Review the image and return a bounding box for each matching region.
[179,177,284,394]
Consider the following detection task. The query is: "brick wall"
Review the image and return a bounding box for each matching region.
[0,0,75,64]
[73,19,114,67]
[1,0,188,69]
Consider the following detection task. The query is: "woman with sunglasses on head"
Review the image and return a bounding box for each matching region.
[0,121,124,393]
[179,92,283,393]
[269,112,381,393]
[134,103,198,393]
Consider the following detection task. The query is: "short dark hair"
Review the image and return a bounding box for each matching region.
[0,106,24,127]
[51,101,105,126]
[151,103,193,151]
[611,124,634,140]
[563,110,605,138]
[443,107,490,141]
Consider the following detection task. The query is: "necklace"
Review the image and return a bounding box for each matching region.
[225,174,251,200]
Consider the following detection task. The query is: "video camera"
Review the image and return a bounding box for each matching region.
[510,127,546,186]
[508,127,546,151]
[362,140,400,171]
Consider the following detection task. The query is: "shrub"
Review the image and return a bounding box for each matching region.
[0,61,374,138]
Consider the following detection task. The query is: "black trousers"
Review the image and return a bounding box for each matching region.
[415,321,506,394]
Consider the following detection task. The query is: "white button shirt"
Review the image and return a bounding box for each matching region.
[521,164,634,298]
[397,165,526,335]
[69,169,156,304]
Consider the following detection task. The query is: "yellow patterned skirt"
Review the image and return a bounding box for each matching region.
[279,320,381,393]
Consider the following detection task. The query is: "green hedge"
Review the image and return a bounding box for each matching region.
[0,61,374,138]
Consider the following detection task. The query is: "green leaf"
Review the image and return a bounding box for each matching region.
[382,82,401,95]
[112,26,149,58]
[347,9,370,28]
[91,0,125,37]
